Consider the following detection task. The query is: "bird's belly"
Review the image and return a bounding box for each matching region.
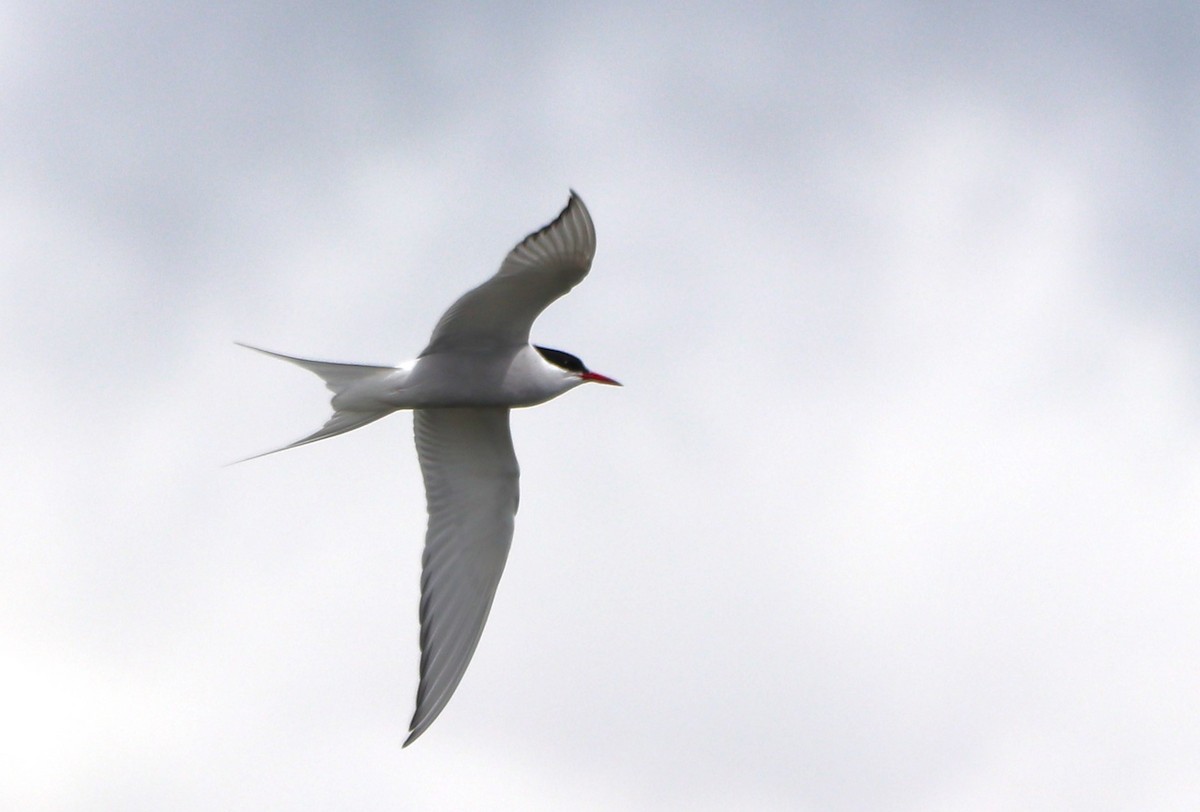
[374,354,561,409]
[392,379,558,409]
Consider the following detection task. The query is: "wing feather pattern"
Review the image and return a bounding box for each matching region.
[421,192,596,354]
[405,407,520,746]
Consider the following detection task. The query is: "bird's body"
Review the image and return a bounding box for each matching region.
[247,344,585,412]
[241,192,618,746]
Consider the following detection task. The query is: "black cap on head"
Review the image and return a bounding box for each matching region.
[535,346,588,374]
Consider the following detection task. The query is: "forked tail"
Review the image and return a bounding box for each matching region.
[236,342,396,462]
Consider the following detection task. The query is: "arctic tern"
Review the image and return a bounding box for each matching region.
[240,192,619,746]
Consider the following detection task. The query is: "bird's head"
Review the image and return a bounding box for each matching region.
[534,346,621,387]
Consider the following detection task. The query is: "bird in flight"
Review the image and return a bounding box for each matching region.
[240,192,619,746]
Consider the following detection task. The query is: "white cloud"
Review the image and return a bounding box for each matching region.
[2,3,1197,810]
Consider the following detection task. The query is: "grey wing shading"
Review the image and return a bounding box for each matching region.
[421,191,596,354]
[405,407,520,746]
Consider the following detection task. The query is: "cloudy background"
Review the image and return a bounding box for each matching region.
[3,2,1198,809]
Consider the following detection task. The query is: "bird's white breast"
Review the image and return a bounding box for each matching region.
[365,346,580,410]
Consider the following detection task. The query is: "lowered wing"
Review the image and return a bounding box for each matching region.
[405,407,520,746]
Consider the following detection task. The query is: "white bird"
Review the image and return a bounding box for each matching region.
[240,192,619,746]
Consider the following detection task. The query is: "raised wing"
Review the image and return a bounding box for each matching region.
[421,191,596,355]
[405,407,520,746]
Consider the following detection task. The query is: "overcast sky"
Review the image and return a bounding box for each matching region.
[3,3,1198,810]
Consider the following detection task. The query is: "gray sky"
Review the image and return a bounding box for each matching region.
[3,3,1198,810]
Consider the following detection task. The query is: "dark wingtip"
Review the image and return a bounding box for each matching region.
[403,715,432,747]
[510,191,587,254]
